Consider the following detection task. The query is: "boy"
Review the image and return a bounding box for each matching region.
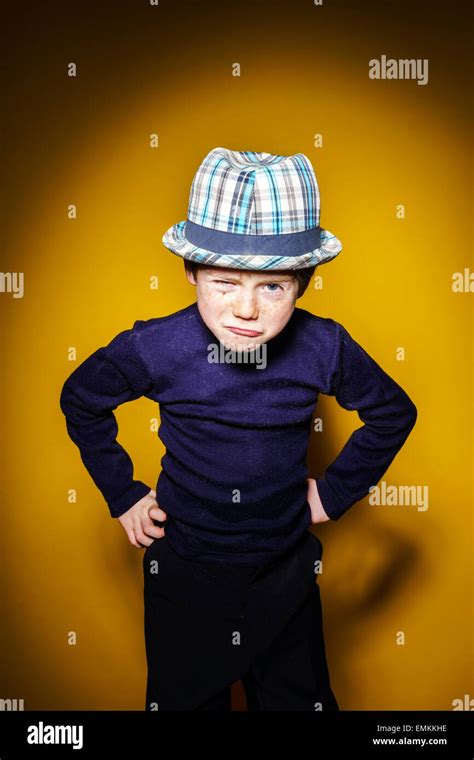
[59,147,417,711]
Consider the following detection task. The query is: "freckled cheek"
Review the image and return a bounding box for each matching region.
[198,289,226,320]
[260,300,294,333]
[208,293,223,309]
[261,299,292,319]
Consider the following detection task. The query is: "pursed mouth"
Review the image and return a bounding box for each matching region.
[225,326,263,337]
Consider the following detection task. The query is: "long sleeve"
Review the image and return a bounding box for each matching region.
[315,321,418,521]
[59,322,154,518]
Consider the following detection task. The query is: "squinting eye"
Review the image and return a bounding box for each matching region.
[212,280,283,291]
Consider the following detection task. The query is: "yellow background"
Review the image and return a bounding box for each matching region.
[2,0,472,710]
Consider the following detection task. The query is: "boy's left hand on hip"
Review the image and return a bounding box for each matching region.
[306,478,331,524]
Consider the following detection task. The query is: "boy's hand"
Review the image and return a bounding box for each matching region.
[306,478,331,524]
[117,489,168,548]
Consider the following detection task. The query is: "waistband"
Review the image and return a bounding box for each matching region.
[194,531,308,582]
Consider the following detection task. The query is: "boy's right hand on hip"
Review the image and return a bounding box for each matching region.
[117,489,168,549]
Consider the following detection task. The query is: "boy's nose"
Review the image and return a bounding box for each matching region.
[232,292,259,320]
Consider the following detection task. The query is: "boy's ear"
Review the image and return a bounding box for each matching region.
[184,261,197,286]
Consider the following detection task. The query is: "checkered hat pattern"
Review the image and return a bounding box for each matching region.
[162,147,342,270]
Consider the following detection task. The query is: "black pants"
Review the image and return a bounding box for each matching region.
[143,530,339,711]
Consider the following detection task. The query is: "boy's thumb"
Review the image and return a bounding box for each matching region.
[148,505,167,522]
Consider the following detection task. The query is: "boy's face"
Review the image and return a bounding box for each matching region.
[185,264,299,350]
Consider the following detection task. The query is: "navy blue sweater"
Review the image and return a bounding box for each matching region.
[59,302,417,566]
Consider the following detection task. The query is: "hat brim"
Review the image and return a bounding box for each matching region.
[162,221,342,270]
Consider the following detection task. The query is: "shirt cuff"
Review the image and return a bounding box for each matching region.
[108,481,153,518]
[314,476,346,521]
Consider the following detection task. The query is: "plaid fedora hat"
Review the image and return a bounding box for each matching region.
[162,147,342,270]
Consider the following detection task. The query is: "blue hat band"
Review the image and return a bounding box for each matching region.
[185,220,321,257]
